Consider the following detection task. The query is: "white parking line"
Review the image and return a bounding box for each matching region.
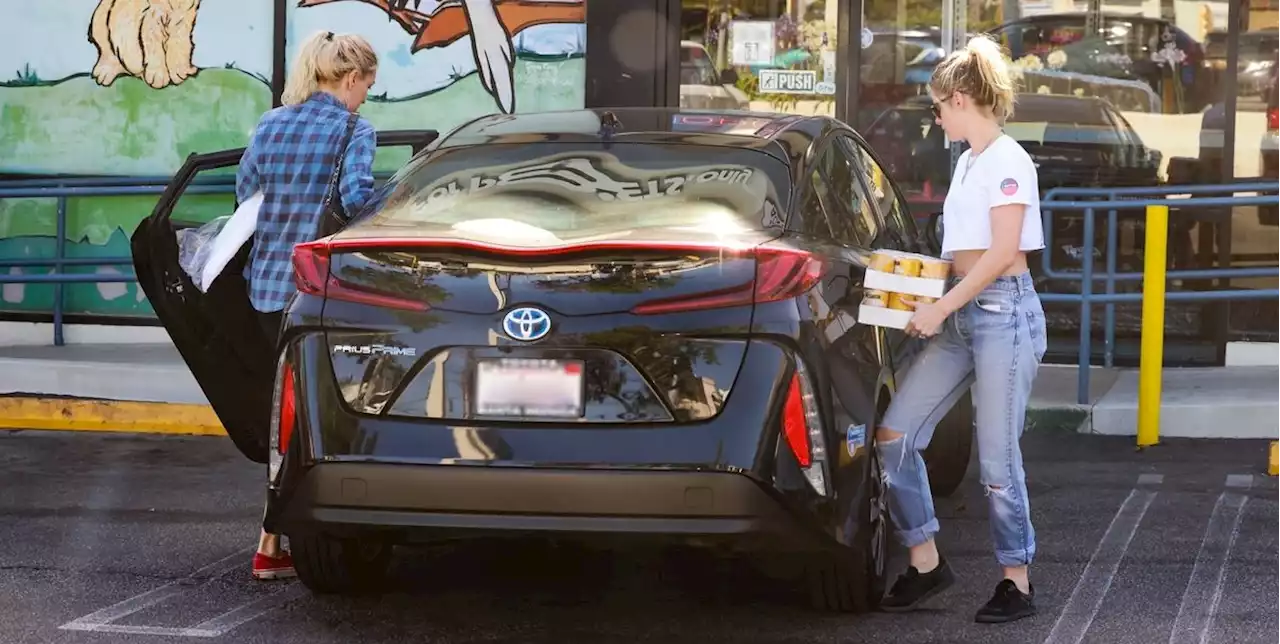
[1167,474,1253,644]
[59,549,250,632]
[58,547,306,638]
[186,584,310,636]
[1043,476,1158,644]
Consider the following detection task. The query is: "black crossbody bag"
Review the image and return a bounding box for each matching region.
[316,112,360,239]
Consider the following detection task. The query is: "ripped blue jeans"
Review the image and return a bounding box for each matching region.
[877,272,1047,568]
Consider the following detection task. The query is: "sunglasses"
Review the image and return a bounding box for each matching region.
[930,94,953,118]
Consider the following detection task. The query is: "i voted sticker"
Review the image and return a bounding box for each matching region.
[1000,177,1019,196]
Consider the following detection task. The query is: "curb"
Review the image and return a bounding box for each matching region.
[0,397,225,436]
[1026,407,1090,433]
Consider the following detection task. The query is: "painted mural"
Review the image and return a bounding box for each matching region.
[0,0,586,318]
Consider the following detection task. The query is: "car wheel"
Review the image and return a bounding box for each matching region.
[922,390,973,498]
[291,532,392,594]
[804,439,890,613]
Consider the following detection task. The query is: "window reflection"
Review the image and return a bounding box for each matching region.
[855,2,1278,363]
[681,0,840,117]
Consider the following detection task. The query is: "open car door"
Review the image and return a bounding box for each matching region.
[131,130,439,463]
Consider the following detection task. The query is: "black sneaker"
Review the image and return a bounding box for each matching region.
[975,579,1036,623]
[879,557,956,612]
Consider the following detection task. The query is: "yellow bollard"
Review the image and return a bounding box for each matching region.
[1269,441,1278,477]
[1137,205,1168,447]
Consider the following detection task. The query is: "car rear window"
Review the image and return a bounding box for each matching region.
[363,142,791,235]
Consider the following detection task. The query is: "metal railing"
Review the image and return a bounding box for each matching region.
[2,175,1278,399]
[0,177,238,346]
[0,173,419,345]
[1038,182,1280,413]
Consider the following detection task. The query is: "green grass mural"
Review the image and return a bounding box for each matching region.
[0,57,584,317]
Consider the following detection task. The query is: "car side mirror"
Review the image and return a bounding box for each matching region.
[1144,147,1163,169]
[924,211,943,254]
[719,69,739,85]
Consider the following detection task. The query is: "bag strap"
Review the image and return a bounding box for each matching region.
[321,112,360,222]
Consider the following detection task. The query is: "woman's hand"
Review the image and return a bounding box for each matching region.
[904,300,949,338]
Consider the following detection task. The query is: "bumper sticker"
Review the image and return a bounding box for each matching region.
[847,423,866,456]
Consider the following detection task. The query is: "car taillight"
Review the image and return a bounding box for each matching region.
[292,242,330,297]
[292,241,429,311]
[781,359,828,496]
[268,354,296,486]
[782,375,810,467]
[279,362,296,455]
[630,247,824,315]
[1268,107,1278,132]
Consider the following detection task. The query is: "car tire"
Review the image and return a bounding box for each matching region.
[921,390,974,499]
[291,532,392,594]
[804,436,890,613]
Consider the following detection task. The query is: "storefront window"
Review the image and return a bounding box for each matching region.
[1226,21,1278,342]
[680,0,839,117]
[852,0,1277,365]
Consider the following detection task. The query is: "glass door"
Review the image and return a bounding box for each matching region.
[680,0,842,117]
[853,0,1004,221]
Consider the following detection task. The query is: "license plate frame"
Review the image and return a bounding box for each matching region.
[472,358,585,419]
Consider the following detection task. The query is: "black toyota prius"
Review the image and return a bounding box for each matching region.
[131,108,975,612]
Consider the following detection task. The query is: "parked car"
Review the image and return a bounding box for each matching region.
[679,40,749,110]
[1204,28,1278,101]
[989,12,1212,113]
[130,108,975,611]
[1261,64,1278,225]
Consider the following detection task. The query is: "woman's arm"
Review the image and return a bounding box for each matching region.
[932,204,1025,313]
[338,118,378,217]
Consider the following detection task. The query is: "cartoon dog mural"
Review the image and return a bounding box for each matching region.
[89,0,202,89]
[86,0,583,113]
[301,0,585,113]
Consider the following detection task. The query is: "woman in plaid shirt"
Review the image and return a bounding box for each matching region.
[237,30,380,581]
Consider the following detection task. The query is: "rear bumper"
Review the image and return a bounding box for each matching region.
[271,462,818,548]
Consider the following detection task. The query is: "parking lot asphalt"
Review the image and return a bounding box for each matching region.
[0,428,1274,644]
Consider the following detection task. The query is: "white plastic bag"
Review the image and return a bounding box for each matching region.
[199,191,263,292]
[177,215,231,288]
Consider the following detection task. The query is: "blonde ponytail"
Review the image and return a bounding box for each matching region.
[930,34,1017,122]
[281,30,379,106]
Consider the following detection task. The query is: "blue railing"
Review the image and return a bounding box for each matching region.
[2,176,1278,373]
[0,177,239,346]
[1039,182,1280,404]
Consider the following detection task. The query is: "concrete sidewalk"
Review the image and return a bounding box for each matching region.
[0,343,221,435]
[1029,363,1279,440]
[0,342,1275,440]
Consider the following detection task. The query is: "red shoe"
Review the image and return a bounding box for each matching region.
[252,551,296,580]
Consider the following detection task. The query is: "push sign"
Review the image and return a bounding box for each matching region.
[758,69,817,95]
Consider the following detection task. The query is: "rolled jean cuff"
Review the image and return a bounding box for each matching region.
[894,517,940,548]
[995,546,1035,567]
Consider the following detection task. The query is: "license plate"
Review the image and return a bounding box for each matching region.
[473,358,584,418]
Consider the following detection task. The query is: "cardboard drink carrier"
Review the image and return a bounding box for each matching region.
[857,250,952,330]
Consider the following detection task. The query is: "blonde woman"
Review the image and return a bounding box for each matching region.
[874,35,1047,623]
[235,30,380,581]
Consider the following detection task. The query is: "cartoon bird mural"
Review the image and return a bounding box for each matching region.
[86,0,582,113]
[299,0,585,114]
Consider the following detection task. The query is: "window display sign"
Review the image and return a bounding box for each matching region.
[759,69,818,94]
[730,20,775,65]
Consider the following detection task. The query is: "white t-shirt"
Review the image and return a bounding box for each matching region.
[940,134,1045,259]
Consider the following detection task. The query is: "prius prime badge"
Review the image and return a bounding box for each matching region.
[502,307,552,341]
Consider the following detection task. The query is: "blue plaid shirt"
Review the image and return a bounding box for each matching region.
[235,92,377,312]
